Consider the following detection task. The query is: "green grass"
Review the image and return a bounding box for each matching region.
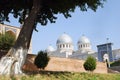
[0,72,120,80]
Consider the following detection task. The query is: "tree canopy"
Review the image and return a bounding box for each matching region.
[0,0,105,26]
[0,0,105,75]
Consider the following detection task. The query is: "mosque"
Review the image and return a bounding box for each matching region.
[46,33,120,62]
[0,23,120,62]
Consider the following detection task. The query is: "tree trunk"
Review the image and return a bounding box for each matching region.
[0,0,41,75]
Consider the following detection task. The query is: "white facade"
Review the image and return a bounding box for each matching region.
[46,33,97,60]
[46,33,120,61]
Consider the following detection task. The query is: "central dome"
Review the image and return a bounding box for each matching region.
[78,35,90,44]
[56,33,72,44]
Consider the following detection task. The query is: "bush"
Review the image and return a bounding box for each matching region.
[83,56,96,72]
[34,51,50,70]
[110,59,120,67]
[0,32,15,51]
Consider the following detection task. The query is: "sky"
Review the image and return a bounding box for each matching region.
[5,0,120,54]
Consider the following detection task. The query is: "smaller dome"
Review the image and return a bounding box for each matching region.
[78,35,90,44]
[46,45,55,52]
[56,33,72,44]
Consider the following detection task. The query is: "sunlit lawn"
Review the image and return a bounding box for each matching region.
[0,71,120,80]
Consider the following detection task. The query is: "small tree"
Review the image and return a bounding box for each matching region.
[83,56,96,72]
[34,51,50,70]
[0,32,15,52]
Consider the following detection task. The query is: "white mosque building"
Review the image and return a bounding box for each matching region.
[1,23,120,61]
[46,33,97,60]
[46,33,120,61]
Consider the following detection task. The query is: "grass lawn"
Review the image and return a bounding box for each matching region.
[0,71,120,80]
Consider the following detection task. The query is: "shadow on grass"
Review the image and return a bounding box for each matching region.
[23,70,72,75]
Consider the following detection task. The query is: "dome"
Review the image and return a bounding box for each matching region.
[46,45,55,52]
[56,33,73,44]
[78,35,90,44]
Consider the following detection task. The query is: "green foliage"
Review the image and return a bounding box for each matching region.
[110,59,120,67]
[0,32,15,51]
[34,51,50,70]
[0,0,106,25]
[83,56,96,72]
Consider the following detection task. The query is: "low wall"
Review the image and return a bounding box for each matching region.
[45,57,107,73]
[23,55,107,73]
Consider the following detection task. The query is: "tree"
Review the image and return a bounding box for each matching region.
[0,32,15,52]
[83,56,96,72]
[34,51,50,70]
[0,0,105,75]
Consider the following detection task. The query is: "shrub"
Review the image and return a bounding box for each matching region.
[34,51,50,70]
[83,56,96,72]
[110,59,120,67]
[0,32,15,51]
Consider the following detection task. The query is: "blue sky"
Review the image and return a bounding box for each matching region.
[5,0,120,54]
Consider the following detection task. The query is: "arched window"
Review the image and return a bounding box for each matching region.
[86,44,87,47]
[83,44,85,47]
[60,45,61,48]
[66,44,68,48]
[81,45,82,48]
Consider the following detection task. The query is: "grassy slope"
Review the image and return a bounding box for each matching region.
[0,72,120,80]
